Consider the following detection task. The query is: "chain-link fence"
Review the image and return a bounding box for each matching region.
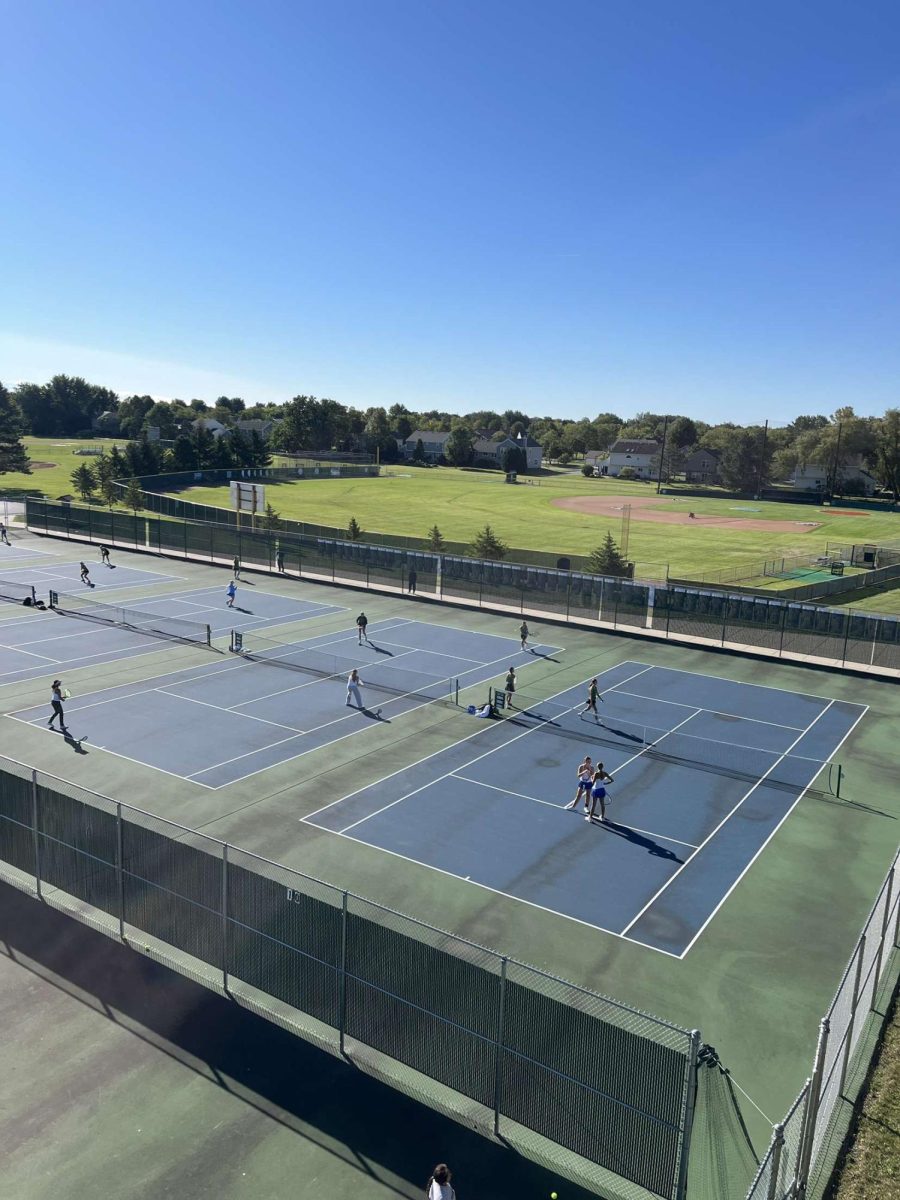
[0,753,699,1200]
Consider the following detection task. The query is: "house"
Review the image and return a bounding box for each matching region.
[515,432,543,470]
[606,439,660,479]
[92,411,120,435]
[192,417,229,439]
[472,433,544,470]
[236,418,277,439]
[791,462,878,496]
[400,430,453,462]
[683,447,721,484]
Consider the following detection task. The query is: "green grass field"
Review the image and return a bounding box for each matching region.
[172,466,900,579]
[0,436,125,499]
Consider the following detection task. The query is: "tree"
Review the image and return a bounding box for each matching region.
[412,437,426,464]
[582,463,594,477]
[874,410,900,499]
[100,475,119,507]
[123,478,144,512]
[389,404,414,442]
[717,427,774,492]
[587,532,629,576]
[261,503,283,530]
[70,463,97,501]
[427,525,446,551]
[0,383,31,474]
[273,395,350,452]
[470,524,507,560]
[144,401,178,438]
[445,426,475,467]
[117,394,156,438]
[667,416,698,450]
[347,517,363,540]
[364,407,399,460]
[500,445,527,474]
[172,435,196,470]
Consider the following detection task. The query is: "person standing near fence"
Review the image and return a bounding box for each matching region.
[48,680,66,731]
[275,547,285,573]
[0,522,10,546]
[426,1164,455,1199]
[232,555,241,579]
[408,567,417,594]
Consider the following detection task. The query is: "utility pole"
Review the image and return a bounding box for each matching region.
[828,422,843,500]
[755,420,769,500]
[656,416,670,494]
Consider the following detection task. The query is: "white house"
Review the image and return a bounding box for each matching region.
[791,463,878,496]
[400,430,453,462]
[515,432,543,470]
[236,418,278,439]
[192,417,229,440]
[606,439,660,479]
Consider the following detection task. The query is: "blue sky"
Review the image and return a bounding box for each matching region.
[2,0,899,422]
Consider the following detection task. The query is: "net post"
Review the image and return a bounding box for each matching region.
[493,956,508,1139]
[674,1029,701,1200]
[116,803,125,940]
[839,935,865,1094]
[339,891,349,1058]
[221,843,230,993]
[454,679,459,706]
[870,867,895,1010]
[836,762,842,799]
[765,1122,785,1200]
[31,768,41,900]
[205,624,211,648]
[793,1017,830,1193]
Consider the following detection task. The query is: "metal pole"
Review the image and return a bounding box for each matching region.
[755,419,769,500]
[674,1030,702,1200]
[765,1123,785,1200]
[339,891,349,1057]
[656,416,669,494]
[31,769,41,900]
[794,1018,830,1193]
[493,957,508,1138]
[870,868,895,1009]
[839,937,865,1094]
[222,844,230,992]
[116,803,125,940]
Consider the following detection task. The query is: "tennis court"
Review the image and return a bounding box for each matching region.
[304,659,866,956]
[10,618,559,787]
[7,558,179,593]
[0,586,343,685]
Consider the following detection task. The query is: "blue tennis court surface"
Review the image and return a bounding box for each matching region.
[0,542,59,563]
[12,559,178,593]
[11,619,559,788]
[304,660,867,957]
[0,587,343,685]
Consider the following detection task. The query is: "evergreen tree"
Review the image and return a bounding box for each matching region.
[470,524,508,560]
[70,463,97,501]
[249,430,272,467]
[347,516,363,540]
[587,532,628,576]
[261,502,283,530]
[413,437,426,463]
[427,524,446,551]
[100,475,119,507]
[0,383,31,475]
[445,426,475,466]
[123,478,144,512]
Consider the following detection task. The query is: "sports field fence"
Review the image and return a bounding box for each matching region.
[25,499,900,679]
[0,752,699,1200]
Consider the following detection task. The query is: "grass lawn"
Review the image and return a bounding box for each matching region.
[831,999,900,1200]
[0,436,126,500]
[171,467,900,579]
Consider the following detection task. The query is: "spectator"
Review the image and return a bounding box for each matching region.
[427,1164,455,1200]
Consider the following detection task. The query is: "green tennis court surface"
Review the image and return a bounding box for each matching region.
[1,532,897,1200]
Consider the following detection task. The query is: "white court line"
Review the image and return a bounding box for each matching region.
[0,644,56,664]
[619,699,838,939]
[674,701,869,959]
[640,661,845,706]
[312,822,683,959]
[609,689,806,732]
[301,662,651,826]
[185,730,306,779]
[333,666,657,835]
[451,773,699,849]
[155,688,307,736]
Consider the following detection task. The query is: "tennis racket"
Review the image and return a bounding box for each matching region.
[62,688,72,699]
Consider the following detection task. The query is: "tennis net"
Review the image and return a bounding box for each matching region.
[231,628,459,705]
[0,577,36,604]
[490,687,841,796]
[49,590,212,647]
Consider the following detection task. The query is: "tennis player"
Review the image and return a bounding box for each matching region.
[226,579,237,607]
[356,612,369,644]
[0,522,10,545]
[346,668,364,707]
[565,756,594,811]
[504,666,516,709]
[582,678,604,722]
[48,680,66,731]
[99,545,112,567]
[79,562,94,588]
[232,555,241,579]
[586,764,615,823]
[519,620,529,650]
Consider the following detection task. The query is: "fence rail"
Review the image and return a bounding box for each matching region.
[25,499,900,680]
[0,754,697,1200]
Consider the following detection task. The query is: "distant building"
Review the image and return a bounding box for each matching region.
[236,418,277,439]
[791,462,878,496]
[683,447,722,484]
[400,430,453,462]
[92,411,120,435]
[514,432,543,470]
[606,439,660,479]
[192,417,229,440]
[400,428,542,468]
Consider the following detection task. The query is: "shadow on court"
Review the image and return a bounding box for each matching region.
[0,883,594,1200]
[600,820,685,863]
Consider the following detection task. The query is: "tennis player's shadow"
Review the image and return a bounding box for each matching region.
[527,649,561,662]
[353,707,391,723]
[366,642,394,657]
[60,729,89,755]
[601,821,683,863]
[231,606,254,614]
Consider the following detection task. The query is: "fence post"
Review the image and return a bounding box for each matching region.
[778,603,788,658]
[793,1017,830,1195]
[765,1123,785,1200]
[116,803,125,940]
[183,519,188,559]
[720,597,728,646]
[222,844,230,992]
[839,936,865,1094]
[493,957,508,1138]
[31,769,41,900]
[339,891,349,1057]
[674,1030,702,1200]
[841,610,851,666]
[870,867,895,1009]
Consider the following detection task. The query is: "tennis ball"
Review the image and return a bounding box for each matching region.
[551,1193,558,1199]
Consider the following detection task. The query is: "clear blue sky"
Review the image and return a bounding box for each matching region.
[2,0,899,422]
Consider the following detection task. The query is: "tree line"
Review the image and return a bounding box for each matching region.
[3,373,900,497]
